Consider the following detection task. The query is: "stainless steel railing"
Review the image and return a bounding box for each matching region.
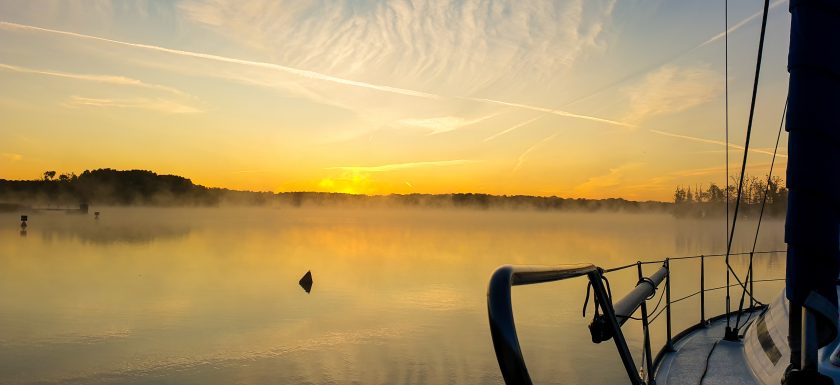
[488,263,663,385]
[487,251,787,385]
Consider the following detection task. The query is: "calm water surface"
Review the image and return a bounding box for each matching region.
[0,207,786,384]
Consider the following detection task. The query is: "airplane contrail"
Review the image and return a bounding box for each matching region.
[0,21,630,127]
[0,62,186,96]
[699,0,786,47]
[514,134,558,172]
[484,116,543,141]
[0,21,441,100]
[649,129,787,158]
[470,98,632,128]
[558,0,786,110]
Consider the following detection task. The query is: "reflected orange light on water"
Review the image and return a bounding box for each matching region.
[0,207,785,384]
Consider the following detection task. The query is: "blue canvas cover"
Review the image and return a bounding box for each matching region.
[785,0,840,345]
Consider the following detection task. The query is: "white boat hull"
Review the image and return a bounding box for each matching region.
[658,288,840,385]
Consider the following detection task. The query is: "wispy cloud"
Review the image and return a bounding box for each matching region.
[0,21,442,100]
[606,159,787,200]
[514,134,558,172]
[63,96,202,114]
[398,113,500,135]
[624,65,722,123]
[327,160,475,173]
[320,159,474,194]
[574,162,644,195]
[0,20,627,128]
[649,129,787,158]
[0,63,187,96]
[177,0,617,92]
[559,0,786,113]
[669,162,783,178]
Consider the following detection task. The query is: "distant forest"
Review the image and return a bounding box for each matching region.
[0,168,670,213]
[0,168,786,216]
[0,169,270,207]
[672,175,786,218]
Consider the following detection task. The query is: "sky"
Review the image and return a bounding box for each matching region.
[0,0,793,201]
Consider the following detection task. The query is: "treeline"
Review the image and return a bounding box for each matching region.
[673,175,786,218]
[0,169,790,217]
[0,169,671,213]
[276,191,670,212]
[0,169,272,206]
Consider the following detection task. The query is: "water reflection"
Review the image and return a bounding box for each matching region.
[3,208,191,245]
[0,208,786,384]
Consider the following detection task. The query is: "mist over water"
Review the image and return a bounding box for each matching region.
[0,207,785,384]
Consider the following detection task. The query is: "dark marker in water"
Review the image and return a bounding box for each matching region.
[299,271,313,293]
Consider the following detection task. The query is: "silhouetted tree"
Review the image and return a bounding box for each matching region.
[672,175,787,218]
[707,183,725,202]
[58,173,76,183]
[674,186,687,204]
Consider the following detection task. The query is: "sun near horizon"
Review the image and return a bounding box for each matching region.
[0,1,792,201]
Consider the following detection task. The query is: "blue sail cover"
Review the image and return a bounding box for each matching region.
[786,0,840,343]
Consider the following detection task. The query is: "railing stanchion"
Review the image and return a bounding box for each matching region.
[749,252,755,308]
[700,255,706,325]
[588,270,645,385]
[637,262,655,384]
[665,258,674,351]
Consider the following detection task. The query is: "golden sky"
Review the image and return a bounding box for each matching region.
[0,0,792,201]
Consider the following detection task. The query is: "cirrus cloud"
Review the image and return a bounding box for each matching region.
[623,65,722,124]
[63,96,202,114]
[177,0,618,95]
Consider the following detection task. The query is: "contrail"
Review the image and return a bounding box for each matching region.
[484,116,543,141]
[0,21,441,100]
[514,134,558,172]
[0,21,629,127]
[64,95,202,114]
[649,129,787,158]
[699,0,786,47]
[672,162,781,178]
[0,62,186,95]
[398,112,502,135]
[327,159,475,173]
[471,97,632,128]
[559,0,786,110]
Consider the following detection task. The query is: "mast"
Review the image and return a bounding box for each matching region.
[785,0,840,377]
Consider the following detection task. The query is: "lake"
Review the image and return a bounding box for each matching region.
[0,207,786,384]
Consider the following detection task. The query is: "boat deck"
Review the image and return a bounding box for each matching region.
[656,312,762,385]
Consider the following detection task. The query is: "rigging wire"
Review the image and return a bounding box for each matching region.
[724,0,733,330]
[602,250,784,273]
[735,97,788,330]
[723,0,772,330]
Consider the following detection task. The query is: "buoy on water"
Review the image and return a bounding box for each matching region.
[299,271,313,293]
[20,215,28,237]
